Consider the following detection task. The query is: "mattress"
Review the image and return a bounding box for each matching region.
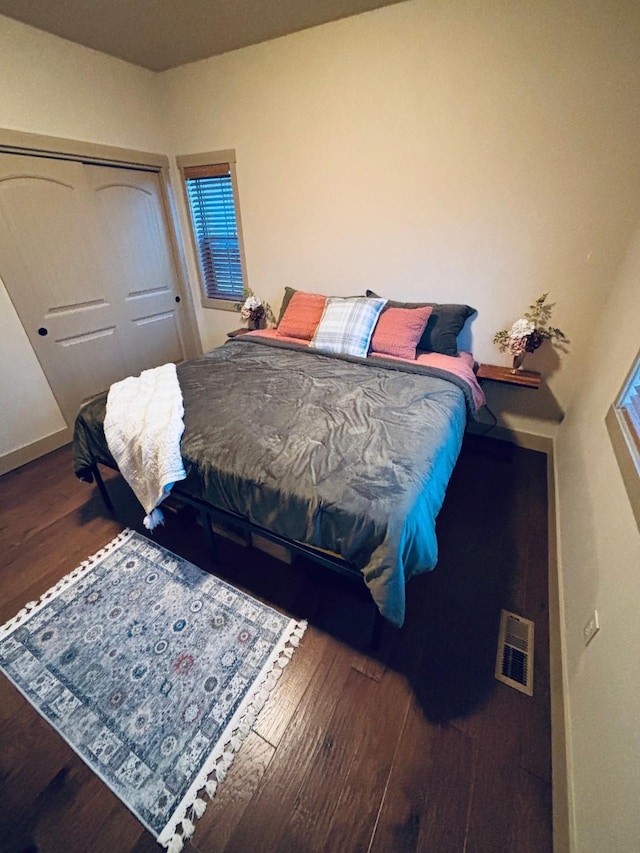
[73,335,484,626]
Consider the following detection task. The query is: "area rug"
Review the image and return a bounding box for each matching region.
[0,529,306,851]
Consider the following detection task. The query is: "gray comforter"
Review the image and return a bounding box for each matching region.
[73,336,477,626]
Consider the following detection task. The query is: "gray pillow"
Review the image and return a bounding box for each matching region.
[276,286,299,326]
[366,290,476,356]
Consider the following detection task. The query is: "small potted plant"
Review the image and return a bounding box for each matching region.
[493,293,567,372]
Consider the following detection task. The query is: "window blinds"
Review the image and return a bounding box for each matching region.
[184,163,244,300]
[620,362,640,453]
[607,351,640,528]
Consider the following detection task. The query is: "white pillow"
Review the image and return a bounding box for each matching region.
[310,297,387,358]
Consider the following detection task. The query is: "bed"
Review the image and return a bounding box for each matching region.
[72,293,485,628]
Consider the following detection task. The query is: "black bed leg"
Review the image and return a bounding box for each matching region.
[200,508,220,567]
[371,608,386,651]
[91,463,114,514]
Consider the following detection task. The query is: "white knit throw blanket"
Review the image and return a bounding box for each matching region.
[104,363,187,530]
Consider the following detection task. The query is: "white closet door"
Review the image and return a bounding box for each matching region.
[86,164,185,376]
[0,153,187,425]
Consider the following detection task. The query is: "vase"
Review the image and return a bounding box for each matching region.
[511,352,526,373]
[247,318,258,331]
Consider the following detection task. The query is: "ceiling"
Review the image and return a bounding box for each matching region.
[0,0,405,72]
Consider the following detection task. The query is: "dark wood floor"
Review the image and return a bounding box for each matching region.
[0,435,552,853]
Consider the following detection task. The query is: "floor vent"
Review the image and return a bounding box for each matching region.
[495,609,534,696]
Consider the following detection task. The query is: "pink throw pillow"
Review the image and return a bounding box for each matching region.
[370,305,434,360]
[276,291,327,340]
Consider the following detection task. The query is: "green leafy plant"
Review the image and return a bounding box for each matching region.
[493,293,567,356]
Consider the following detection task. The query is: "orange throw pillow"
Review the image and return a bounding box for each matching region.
[276,291,327,340]
[370,305,433,360]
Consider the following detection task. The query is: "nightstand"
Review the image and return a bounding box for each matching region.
[476,363,541,389]
[227,328,251,338]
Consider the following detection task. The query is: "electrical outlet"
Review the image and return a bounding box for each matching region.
[583,610,600,646]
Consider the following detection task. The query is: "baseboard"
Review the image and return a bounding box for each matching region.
[0,427,72,477]
[547,446,574,853]
[466,422,554,455]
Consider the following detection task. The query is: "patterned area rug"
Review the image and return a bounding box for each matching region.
[0,529,306,851]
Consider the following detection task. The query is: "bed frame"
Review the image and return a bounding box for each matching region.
[88,460,388,649]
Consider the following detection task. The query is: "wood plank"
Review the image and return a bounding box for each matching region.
[0,691,73,823]
[0,514,123,625]
[369,699,476,853]
[476,363,541,388]
[320,668,413,852]
[189,731,275,853]
[465,748,553,853]
[269,665,410,851]
[1,755,152,853]
[253,625,332,747]
[220,643,352,852]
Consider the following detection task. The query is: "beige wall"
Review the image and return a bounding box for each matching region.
[0,15,165,457]
[555,225,640,851]
[161,0,640,440]
[0,15,164,148]
[0,281,66,453]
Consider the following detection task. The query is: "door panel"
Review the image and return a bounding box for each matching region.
[0,154,188,424]
[130,312,183,375]
[0,155,130,418]
[86,166,184,371]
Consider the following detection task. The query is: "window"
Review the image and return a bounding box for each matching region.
[606,349,640,530]
[177,150,247,308]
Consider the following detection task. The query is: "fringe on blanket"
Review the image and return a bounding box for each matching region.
[144,507,166,531]
[104,363,187,529]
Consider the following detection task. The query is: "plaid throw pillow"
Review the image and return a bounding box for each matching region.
[310,297,387,358]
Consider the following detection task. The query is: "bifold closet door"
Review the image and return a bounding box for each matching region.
[86,164,184,375]
[0,153,187,425]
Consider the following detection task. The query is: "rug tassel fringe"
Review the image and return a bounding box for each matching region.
[166,833,184,853]
[237,719,251,737]
[159,616,307,851]
[181,817,196,839]
[191,798,207,819]
[143,507,165,531]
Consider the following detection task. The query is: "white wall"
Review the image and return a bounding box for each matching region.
[555,225,640,851]
[160,0,640,439]
[0,15,164,148]
[0,282,66,452]
[0,15,164,458]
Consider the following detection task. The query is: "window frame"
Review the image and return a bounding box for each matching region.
[176,149,248,311]
[606,347,640,530]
